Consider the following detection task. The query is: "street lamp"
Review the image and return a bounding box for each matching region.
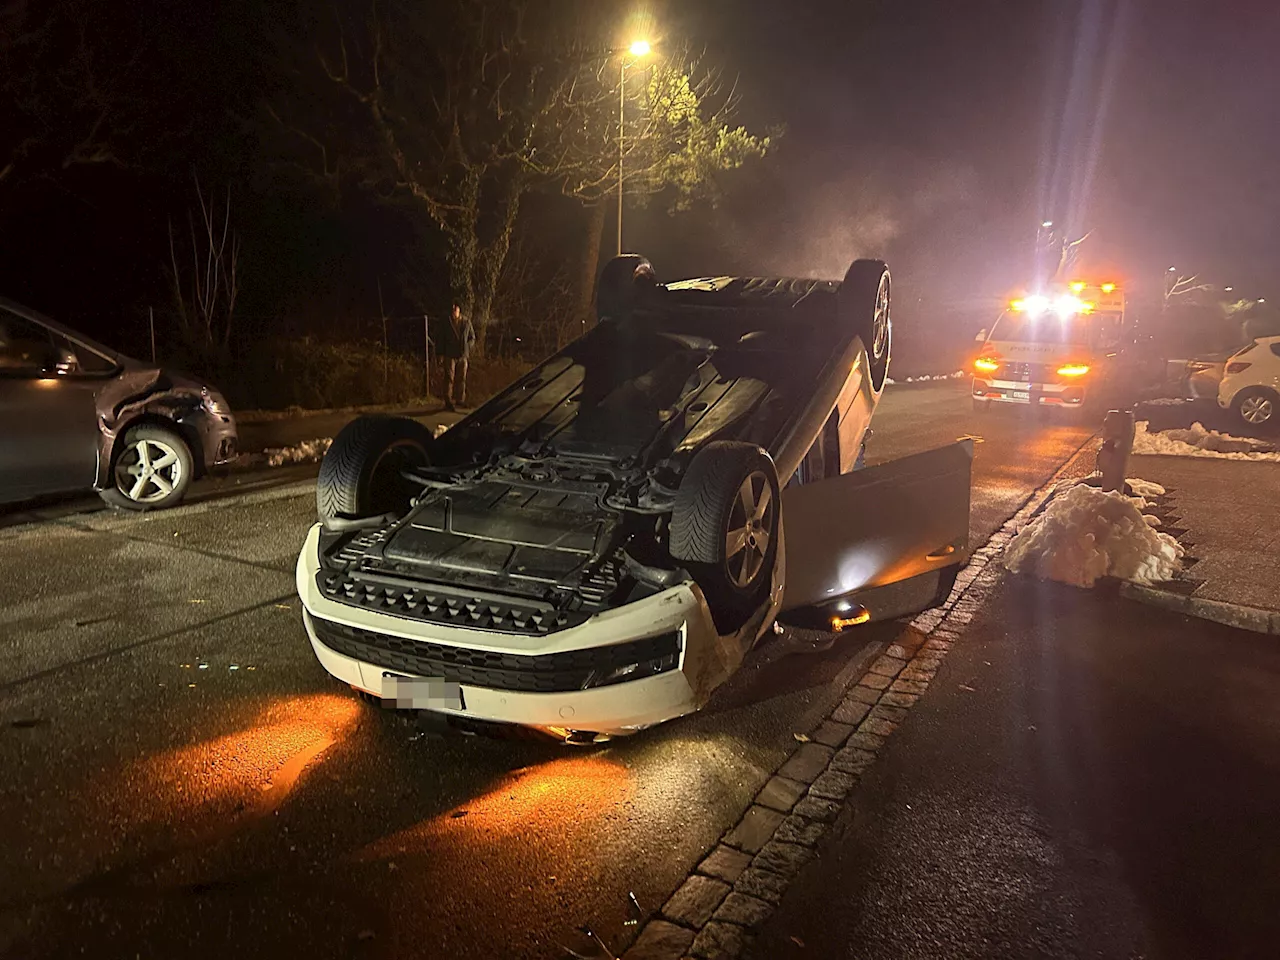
[618,40,653,254]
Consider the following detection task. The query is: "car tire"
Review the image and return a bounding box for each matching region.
[670,442,780,631]
[840,259,892,391]
[1232,386,1278,429]
[596,254,657,323]
[99,424,194,511]
[972,397,991,414]
[316,416,435,525]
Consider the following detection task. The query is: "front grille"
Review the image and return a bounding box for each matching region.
[317,569,591,635]
[310,616,681,693]
[1001,362,1058,384]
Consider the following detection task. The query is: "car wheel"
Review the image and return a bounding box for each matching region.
[1233,386,1277,428]
[99,425,194,511]
[670,442,780,632]
[840,259,892,391]
[596,254,657,324]
[972,397,990,414]
[316,416,435,525]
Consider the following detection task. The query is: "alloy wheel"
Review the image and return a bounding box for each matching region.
[1240,394,1274,424]
[115,437,185,504]
[871,275,891,361]
[724,470,774,589]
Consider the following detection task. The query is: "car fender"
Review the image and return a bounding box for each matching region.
[91,369,209,488]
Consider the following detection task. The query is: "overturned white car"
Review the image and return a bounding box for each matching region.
[296,256,972,740]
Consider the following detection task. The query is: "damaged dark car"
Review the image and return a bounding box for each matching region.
[296,257,973,740]
[0,298,238,510]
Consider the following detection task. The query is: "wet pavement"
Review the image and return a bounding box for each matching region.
[749,574,1280,960]
[0,381,1099,959]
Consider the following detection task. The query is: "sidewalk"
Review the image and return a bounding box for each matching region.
[748,571,1280,959]
[1123,455,1280,631]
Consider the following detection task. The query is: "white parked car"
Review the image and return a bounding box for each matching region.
[1218,336,1280,427]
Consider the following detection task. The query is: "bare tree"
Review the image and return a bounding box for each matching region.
[268,1,772,346]
[167,178,240,358]
[1163,272,1212,308]
[532,47,772,324]
[269,0,569,349]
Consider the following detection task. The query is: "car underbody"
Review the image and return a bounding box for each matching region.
[297,259,972,738]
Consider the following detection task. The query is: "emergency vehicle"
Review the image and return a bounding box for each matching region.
[972,279,1126,413]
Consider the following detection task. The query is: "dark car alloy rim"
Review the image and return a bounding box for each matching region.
[725,470,774,589]
[871,275,890,362]
[115,437,184,503]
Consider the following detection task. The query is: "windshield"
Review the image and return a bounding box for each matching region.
[989,311,1099,346]
[442,314,816,460]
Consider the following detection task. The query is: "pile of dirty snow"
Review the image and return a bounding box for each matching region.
[885,370,966,386]
[1126,478,1166,500]
[262,423,448,467]
[1005,482,1183,588]
[265,438,332,467]
[1133,421,1280,460]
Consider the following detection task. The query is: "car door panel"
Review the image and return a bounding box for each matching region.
[0,376,101,502]
[779,439,973,617]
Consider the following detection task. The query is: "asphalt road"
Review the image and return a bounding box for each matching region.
[0,381,1097,959]
[749,575,1280,960]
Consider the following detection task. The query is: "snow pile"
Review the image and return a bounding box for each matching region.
[1133,421,1280,460]
[1126,478,1166,499]
[265,437,333,467]
[1005,482,1183,588]
[896,370,967,384]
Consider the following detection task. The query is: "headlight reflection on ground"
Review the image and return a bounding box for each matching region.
[121,693,360,822]
[357,755,633,860]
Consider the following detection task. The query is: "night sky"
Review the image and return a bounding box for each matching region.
[631,0,1280,304]
[3,0,1277,349]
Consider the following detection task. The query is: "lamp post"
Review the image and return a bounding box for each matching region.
[618,39,652,255]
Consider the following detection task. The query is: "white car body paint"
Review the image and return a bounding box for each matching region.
[1217,336,1280,418]
[296,522,786,736]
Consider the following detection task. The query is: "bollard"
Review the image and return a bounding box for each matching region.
[1097,409,1135,492]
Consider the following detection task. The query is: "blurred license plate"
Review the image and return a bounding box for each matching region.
[381,672,464,709]
[1010,391,1030,400]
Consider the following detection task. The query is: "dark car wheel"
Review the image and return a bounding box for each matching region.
[316,416,435,525]
[840,259,892,391]
[100,424,194,511]
[596,254,657,324]
[1233,386,1277,428]
[670,442,780,632]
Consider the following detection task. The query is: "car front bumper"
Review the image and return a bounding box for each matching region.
[295,524,764,737]
[186,408,238,469]
[972,377,1087,406]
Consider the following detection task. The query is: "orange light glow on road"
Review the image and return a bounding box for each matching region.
[123,694,360,820]
[357,755,634,861]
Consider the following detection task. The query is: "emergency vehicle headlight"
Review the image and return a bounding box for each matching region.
[1057,363,1091,377]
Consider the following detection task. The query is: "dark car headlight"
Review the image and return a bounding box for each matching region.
[579,633,682,690]
[201,387,231,416]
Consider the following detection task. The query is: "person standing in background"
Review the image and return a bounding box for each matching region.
[443,303,475,412]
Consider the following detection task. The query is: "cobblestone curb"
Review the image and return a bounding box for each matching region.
[618,473,1071,960]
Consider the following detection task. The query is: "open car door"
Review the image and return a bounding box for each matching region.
[779,440,973,627]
